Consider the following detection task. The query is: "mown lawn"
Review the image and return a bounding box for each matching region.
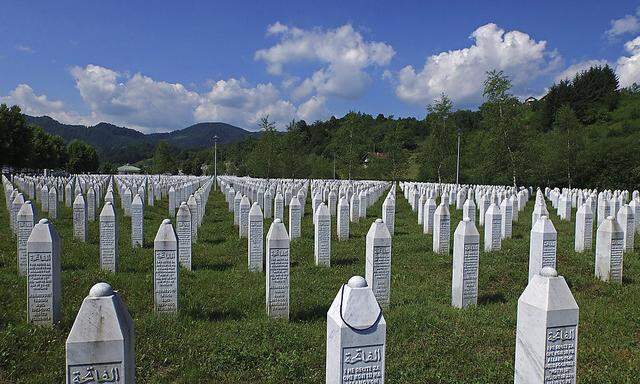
[0,185,638,383]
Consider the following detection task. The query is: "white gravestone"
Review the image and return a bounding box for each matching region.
[433,195,450,254]
[17,200,36,276]
[48,187,58,219]
[27,218,61,326]
[187,195,199,243]
[100,202,119,272]
[484,202,502,252]
[528,216,557,282]
[314,203,331,267]
[274,192,284,222]
[418,193,426,225]
[154,219,179,314]
[326,276,386,384]
[365,219,392,309]
[289,196,302,240]
[595,216,624,283]
[41,185,49,212]
[239,195,250,238]
[463,193,476,222]
[500,198,512,239]
[65,282,135,384]
[337,196,350,241]
[328,190,337,216]
[574,203,593,253]
[350,194,360,223]
[423,196,436,235]
[87,186,96,222]
[176,202,192,271]
[168,186,176,217]
[382,195,395,236]
[233,191,242,226]
[263,189,273,219]
[131,194,144,248]
[11,192,24,233]
[124,188,133,217]
[514,267,579,384]
[451,217,480,308]
[616,204,635,252]
[248,202,264,272]
[73,194,88,242]
[266,218,290,320]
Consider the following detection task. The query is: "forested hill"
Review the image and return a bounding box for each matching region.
[218,66,640,190]
[24,115,257,165]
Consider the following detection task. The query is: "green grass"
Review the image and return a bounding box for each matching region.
[0,186,639,383]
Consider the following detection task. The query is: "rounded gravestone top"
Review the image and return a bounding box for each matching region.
[89,282,114,297]
[25,200,32,204]
[607,215,614,220]
[162,218,171,225]
[347,276,368,288]
[39,218,48,225]
[540,215,548,220]
[463,217,471,222]
[274,218,282,223]
[540,266,558,278]
[375,218,383,223]
[105,201,112,206]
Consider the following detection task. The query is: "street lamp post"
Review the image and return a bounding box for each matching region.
[455,127,461,187]
[213,135,218,191]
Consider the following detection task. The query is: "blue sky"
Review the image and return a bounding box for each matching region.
[1,0,640,132]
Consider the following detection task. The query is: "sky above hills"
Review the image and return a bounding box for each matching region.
[1,1,640,133]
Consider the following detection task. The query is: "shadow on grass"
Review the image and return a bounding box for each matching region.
[194,261,233,271]
[623,276,635,285]
[294,304,328,322]
[332,257,358,266]
[187,307,245,322]
[478,292,507,305]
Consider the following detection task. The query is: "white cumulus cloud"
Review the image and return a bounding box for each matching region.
[390,23,560,105]
[195,78,297,129]
[296,95,329,122]
[606,8,640,39]
[0,84,84,124]
[255,23,395,100]
[617,36,640,87]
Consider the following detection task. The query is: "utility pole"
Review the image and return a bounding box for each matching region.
[213,135,218,191]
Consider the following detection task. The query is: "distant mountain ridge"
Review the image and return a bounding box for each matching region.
[25,115,259,164]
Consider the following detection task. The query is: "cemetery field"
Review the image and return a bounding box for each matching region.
[1,188,639,383]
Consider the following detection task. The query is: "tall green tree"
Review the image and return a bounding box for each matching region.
[247,115,281,179]
[481,70,525,186]
[0,104,33,167]
[423,93,455,183]
[66,140,99,173]
[29,126,67,169]
[153,140,177,174]
[553,105,582,188]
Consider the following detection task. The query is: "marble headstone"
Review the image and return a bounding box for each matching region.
[27,218,61,326]
[65,282,135,384]
[99,202,119,272]
[266,218,290,320]
[154,219,179,314]
[365,219,392,308]
[326,276,386,384]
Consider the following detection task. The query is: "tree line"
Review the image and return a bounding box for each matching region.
[0,104,100,173]
[200,65,638,190]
